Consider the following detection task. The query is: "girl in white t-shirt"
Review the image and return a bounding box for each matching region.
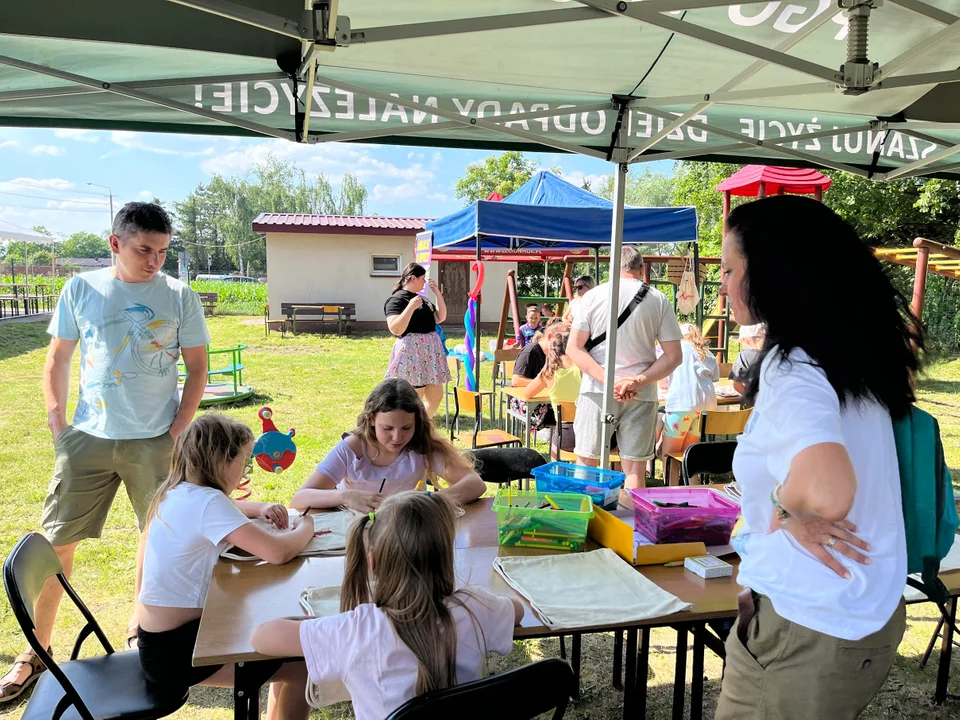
[659,323,719,484]
[251,491,523,720]
[137,414,315,720]
[291,378,486,513]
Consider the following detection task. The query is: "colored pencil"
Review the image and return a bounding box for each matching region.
[379,477,386,493]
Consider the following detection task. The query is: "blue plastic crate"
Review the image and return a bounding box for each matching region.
[531,461,625,510]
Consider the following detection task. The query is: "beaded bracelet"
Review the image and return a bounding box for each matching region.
[770,483,791,523]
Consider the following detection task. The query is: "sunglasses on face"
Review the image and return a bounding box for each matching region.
[243,458,254,476]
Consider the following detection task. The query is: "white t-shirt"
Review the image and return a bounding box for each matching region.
[140,483,250,608]
[734,348,907,641]
[572,278,682,400]
[299,586,515,720]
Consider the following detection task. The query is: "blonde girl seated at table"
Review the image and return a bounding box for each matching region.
[292,378,486,514]
[251,491,522,720]
[137,414,314,719]
[660,323,719,484]
[522,329,581,453]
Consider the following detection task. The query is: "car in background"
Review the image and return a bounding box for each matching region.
[221,275,258,283]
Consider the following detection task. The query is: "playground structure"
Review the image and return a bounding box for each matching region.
[709,165,833,360]
[177,343,255,407]
[875,238,960,321]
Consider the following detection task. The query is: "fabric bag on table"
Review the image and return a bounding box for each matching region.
[493,548,692,627]
[299,585,351,709]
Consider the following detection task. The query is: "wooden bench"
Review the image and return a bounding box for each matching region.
[197,292,218,317]
[279,302,357,335]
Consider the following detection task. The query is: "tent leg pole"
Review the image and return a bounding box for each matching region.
[718,189,731,359]
[600,163,627,474]
[594,247,600,283]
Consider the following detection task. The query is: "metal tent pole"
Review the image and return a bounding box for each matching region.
[600,162,627,470]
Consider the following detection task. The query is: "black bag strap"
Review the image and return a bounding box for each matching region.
[584,284,650,353]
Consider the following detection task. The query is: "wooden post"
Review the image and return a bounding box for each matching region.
[758,181,766,198]
[814,186,823,202]
[642,261,651,284]
[911,238,931,320]
[717,190,731,359]
[776,186,785,195]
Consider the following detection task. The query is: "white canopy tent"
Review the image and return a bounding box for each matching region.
[4,0,960,465]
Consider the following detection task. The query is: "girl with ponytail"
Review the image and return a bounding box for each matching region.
[251,491,521,719]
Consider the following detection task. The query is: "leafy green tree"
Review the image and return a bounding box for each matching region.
[455,151,539,204]
[60,231,110,259]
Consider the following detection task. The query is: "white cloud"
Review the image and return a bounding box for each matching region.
[371,183,426,203]
[407,151,425,161]
[29,145,66,157]
[426,192,448,202]
[138,190,154,199]
[431,151,443,166]
[0,177,74,192]
[54,129,99,143]
[0,140,19,149]
[104,131,214,159]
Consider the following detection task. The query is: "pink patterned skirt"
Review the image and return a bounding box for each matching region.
[386,332,452,388]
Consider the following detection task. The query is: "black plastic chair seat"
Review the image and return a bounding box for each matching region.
[21,651,187,720]
[386,658,573,719]
[470,447,547,485]
[681,440,738,484]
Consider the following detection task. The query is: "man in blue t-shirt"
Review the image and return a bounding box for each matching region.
[0,203,210,702]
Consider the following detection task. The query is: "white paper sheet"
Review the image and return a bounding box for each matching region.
[221,509,362,561]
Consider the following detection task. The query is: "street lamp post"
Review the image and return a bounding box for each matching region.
[87,182,115,266]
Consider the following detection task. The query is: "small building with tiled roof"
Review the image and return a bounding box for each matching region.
[252,213,515,328]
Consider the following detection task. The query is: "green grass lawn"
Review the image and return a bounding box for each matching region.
[1,315,959,719]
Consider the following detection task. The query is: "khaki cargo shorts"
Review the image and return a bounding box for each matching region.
[41,426,174,546]
[573,393,658,462]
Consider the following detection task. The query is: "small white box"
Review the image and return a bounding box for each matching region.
[684,555,733,579]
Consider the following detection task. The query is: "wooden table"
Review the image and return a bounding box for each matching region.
[195,498,960,720]
[499,385,552,452]
[196,497,741,720]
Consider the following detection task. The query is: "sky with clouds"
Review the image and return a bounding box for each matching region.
[0,126,671,238]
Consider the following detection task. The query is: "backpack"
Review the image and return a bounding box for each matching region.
[893,406,958,613]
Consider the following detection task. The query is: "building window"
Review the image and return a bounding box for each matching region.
[371,254,402,276]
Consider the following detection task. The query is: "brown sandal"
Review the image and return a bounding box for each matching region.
[0,649,48,704]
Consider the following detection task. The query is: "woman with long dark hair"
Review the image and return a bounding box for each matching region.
[383,263,451,417]
[715,196,922,719]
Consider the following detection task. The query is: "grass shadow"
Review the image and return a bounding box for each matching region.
[918,379,960,396]
[0,321,48,362]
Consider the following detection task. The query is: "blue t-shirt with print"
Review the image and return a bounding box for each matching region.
[48,269,210,440]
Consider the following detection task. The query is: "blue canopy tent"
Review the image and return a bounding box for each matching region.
[428,171,697,251]
[426,171,698,446]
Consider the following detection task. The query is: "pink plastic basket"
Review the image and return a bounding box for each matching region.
[630,487,740,545]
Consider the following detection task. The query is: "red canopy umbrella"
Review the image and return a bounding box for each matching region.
[716,165,831,199]
[485,191,504,202]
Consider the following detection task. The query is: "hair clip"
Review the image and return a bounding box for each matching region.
[368,512,375,522]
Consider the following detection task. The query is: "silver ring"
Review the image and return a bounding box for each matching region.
[826,536,837,548]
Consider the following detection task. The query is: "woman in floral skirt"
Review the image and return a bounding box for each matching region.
[384,263,451,417]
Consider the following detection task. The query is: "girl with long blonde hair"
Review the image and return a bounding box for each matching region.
[522,329,582,452]
[251,491,521,720]
[137,414,314,719]
[292,378,486,513]
[660,323,720,484]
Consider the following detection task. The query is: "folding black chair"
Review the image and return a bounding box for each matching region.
[469,447,546,490]
[4,533,187,720]
[385,658,574,720]
[681,440,738,485]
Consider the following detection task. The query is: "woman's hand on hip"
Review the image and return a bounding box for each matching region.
[770,515,872,578]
